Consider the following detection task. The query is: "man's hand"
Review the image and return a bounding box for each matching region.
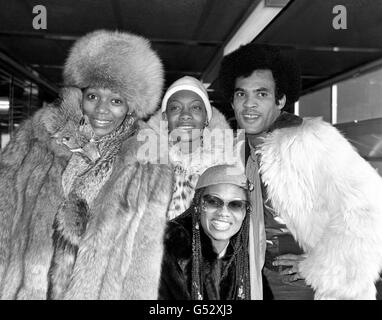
[272,253,307,282]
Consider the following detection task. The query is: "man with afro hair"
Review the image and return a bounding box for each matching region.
[218,43,382,300]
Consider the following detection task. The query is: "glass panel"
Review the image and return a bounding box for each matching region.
[337,68,382,123]
[298,87,331,122]
[0,68,42,150]
[369,160,382,176]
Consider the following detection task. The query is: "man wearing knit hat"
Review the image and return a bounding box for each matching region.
[0,30,173,299]
[218,43,382,299]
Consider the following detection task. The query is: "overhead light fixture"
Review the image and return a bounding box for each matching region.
[202,0,289,84]
[223,0,289,56]
[0,97,10,113]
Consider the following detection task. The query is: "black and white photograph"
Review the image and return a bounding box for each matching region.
[0,0,382,308]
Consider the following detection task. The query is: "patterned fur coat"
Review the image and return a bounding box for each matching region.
[147,107,231,220]
[257,116,382,299]
[0,92,173,300]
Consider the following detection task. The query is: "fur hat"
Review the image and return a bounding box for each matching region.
[63,30,164,119]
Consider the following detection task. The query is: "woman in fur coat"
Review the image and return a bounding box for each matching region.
[0,30,173,299]
[147,76,232,220]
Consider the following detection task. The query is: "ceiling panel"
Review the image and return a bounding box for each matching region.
[0,0,381,120]
[257,0,382,49]
[254,0,382,94]
[0,0,256,97]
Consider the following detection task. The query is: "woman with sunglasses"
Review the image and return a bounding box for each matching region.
[159,164,261,300]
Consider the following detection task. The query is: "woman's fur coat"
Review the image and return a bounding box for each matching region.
[0,91,173,300]
[258,117,382,299]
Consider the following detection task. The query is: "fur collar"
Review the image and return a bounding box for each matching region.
[27,88,160,166]
[268,111,303,132]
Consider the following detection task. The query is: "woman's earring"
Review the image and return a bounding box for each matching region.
[79,102,86,125]
[204,119,209,128]
[126,112,135,126]
[199,128,205,147]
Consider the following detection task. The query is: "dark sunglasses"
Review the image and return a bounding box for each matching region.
[201,194,250,214]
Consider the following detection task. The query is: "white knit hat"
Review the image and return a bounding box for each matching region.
[161,76,212,121]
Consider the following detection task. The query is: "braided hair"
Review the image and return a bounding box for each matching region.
[191,188,251,300]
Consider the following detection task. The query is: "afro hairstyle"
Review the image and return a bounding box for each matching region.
[218,43,301,106]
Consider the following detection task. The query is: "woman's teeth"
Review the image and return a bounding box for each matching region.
[211,220,231,231]
[178,125,195,129]
[243,114,260,119]
[94,119,112,126]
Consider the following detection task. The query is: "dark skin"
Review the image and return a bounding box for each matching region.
[273,253,306,282]
[232,69,305,282]
[165,90,207,154]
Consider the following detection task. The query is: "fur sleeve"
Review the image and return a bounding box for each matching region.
[259,117,382,299]
[0,108,54,285]
[0,99,75,288]
[120,163,174,299]
[62,159,174,300]
[0,119,33,282]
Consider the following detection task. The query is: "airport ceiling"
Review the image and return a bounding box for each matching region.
[0,0,382,115]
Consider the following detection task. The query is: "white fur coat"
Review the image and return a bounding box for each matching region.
[258,117,382,299]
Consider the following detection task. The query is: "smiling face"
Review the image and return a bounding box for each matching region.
[199,183,247,253]
[232,69,286,135]
[82,87,129,138]
[165,90,207,142]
